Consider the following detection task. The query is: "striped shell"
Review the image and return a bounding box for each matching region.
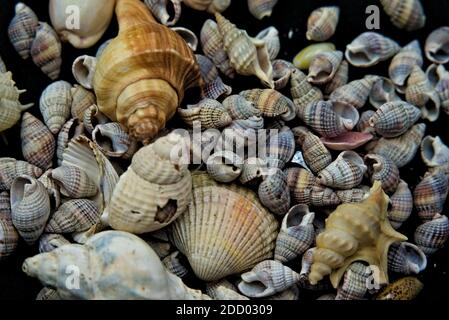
[388,242,427,275]
[389,40,423,92]
[425,26,449,64]
[206,150,243,183]
[0,192,19,260]
[256,27,280,61]
[0,56,5,73]
[38,233,71,253]
[376,277,423,300]
[365,154,400,194]
[414,214,449,256]
[272,59,295,90]
[248,0,278,20]
[306,6,340,42]
[258,168,291,215]
[82,104,109,134]
[335,262,371,300]
[178,99,232,129]
[162,251,189,278]
[51,165,98,199]
[223,94,261,120]
[265,127,295,169]
[7,3,39,60]
[30,22,62,80]
[39,81,73,134]
[308,50,343,85]
[434,65,449,114]
[56,118,84,166]
[239,157,267,185]
[369,77,401,109]
[421,135,449,168]
[356,110,376,134]
[37,169,61,210]
[70,85,96,119]
[170,172,278,281]
[330,76,379,110]
[293,43,336,70]
[144,0,182,26]
[92,122,136,158]
[290,69,323,113]
[380,0,426,31]
[21,112,55,170]
[195,54,232,100]
[388,180,413,229]
[325,60,349,96]
[0,158,43,191]
[413,171,449,222]
[335,186,370,203]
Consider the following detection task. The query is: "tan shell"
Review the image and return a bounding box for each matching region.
[240,89,296,121]
[248,0,278,19]
[144,0,182,26]
[272,59,295,90]
[72,55,97,90]
[206,150,243,183]
[306,6,340,42]
[380,0,426,31]
[82,104,109,134]
[39,81,73,134]
[7,3,39,59]
[308,50,343,85]
[92,122,137,158]
[30,22,62,80]
[335,186,370,203]
[70,85,96,119]
[170,172,278,281]
[0,158,43,191]
[290,69,323,114]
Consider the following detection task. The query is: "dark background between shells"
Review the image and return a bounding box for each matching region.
[0,0,448,300]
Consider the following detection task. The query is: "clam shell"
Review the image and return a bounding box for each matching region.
[170,172,278,281]
[324,60,349,97]
[256,27,280,61]
[144,0,182,26]
[380,0,426,31]
[205,280,249,300]
[388,242,427,275]
[335,186,370,203]
[293,43,336,70]
[369,77,401,109]
[223,95,261,120]
[413,171,449,222]
[30,22,62,80]
[376,277,423,300]
[308,50,343,85]
[195,54,232,100]
[38,233,70,253]
[178,98,232,129]
[51,165,98,199]
[421,136,449,168]
[365,154,400,194]
[7,3,39,60]
[335,262,371,300]
[330,76,379,110]
[258,168,291,215]
[272,59,295,90]
[414,214,449,256]
[92,122,136,158]
[72,55,97,90]
[306,6,340,42]
[56,118,84,166]
[425,26,449,64]
[206,150,243,183]
[388,40,423,92]
[0,158,43,191]
[388,180,413,229]
[248,0,278,20]
[39,80,73,134]
[71,85,96,119]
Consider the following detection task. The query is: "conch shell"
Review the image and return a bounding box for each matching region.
[309,181,408,288]
[93,0,203,143]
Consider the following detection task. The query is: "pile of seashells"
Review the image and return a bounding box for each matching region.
[1,0,449,300]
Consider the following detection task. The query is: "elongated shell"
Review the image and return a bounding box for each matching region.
[274,205,315,263]
[413,171,449,222]
[144,0,181,26]
[335,262,371,300]
[309,181,408,288]
[389,40,423,92]
[272,59,294,90]
[7,3,38,59]
[56,118,84,165]
[425,27,449,64]
[421,136,449,168]
[195,54,232,100]
[365,154,400,194]
[308,50,343,85]
[345,32,400,67]
[325,60,349,96]
[388,180,413,229]
[0,158,43,191]
[206,150,243,183]
[380,0,426,31]
[178,99,232,129]
[38,233,71,253]
[10,176,50,245]
[376,277,423,300]
[290,70,323,113]
[170,172,278,281]
[248,0,278,20]
[70,85,96,119]
[414,214,449,256]
[306,6,340,42]
[31,22,62,80]
[258,168,291,215]
[39,81,73,134]
[388,242,427,275]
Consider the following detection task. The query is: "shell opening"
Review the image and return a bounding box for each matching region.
[421,137,436,164]
[10,176,33,207]
[430,47,449,63]
[286,205,309,227]
[155,199,178,224]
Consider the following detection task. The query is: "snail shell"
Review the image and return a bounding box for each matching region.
[37,169,61,210]
[388,180,413,229]
[325,60,349,97]
[195,54,232,100]
[380,0,426,31]
[56,118,84,166]
[0,192,19,260]
[162,251,189,279]
[144,0,181,26]
[31,22,62,80]
[256,27,280,61]
[205,280,249,300]
[425,26,449,64]
[330,76,379,110]
[72,55,97,90]
[258,168,291,215]
[38,233,71,253]
[7,2,39,59]
[241,89,296,121]
[293,43,336,70]
[365,154,400,194]
[308,50,343,85]
[70,85,96,120]
[389,40,423,92]
[184,0,231,13]
[388,242,427,275]
[92,122,136,158]
[335,186,370,204]
[206,150,243,183]
[335,262,371,300]
[247,0,278,20]
[413,171,449,222]
[414,214,449,256]
[264,127,295,169]
[51,165,98,199]
[39,81,73,134]
[272,59,295,90]
[223,94,261,120]
[306,6,340,42]
[369,77,401,109]
[421,135,449,168]
[82,104,109,134]
[434,65,449,114]
[178,98,232,129]
[0,158,43,191]
[239,157,267,186]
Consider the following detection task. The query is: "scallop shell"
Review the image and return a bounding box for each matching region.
[369,101,421,138]
[380,0,425,31]
[206,150,243,183]
[365,154,400,194]
[293,43,336,70]
[376,277,423,300]
[274,204,315,263]
[272,59,295,90]
[306,6,340,42]
[425,26,449,64]
[258,168,291,215]
[413,171,449,222]
[38,233,71,253]
[71,85,96,120]
[144,0,181,26]
[72,55,97,90]
[335,262,371,300]
[51,165,98,199]
[345,32,400,67]
[256,27,280,61]
[388,40,423,92]
[308,50,343,85]
[21,112,55,170]
[0,192,19,260]
[325,60,349,97]
[92,122,136,158]
[223,94,261,120]
[82,104,109,134]
[170,172,278,281]
[388,242,427,275]
[30,22,62,80]
[56,118,84,166]
[178,99,232,129]
[335,186,370,203]
[39,81,73,134]
[248,0,278,20]
[162,251,189,279]
[388,180,413,229]
[7,3,39,60]
[0,158,43,191]
[265,127,295,169]
[330,76,379,110]
[205,280,249,300]
[195,54,232,100]
[421,136,449,168]
[369,77,401,109]
[414,214,449,256]
[184,0,231,13]
[10,176,50,245]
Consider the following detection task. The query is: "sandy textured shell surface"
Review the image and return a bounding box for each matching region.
[39,81,73,134]
[144,0,182,26]
[388,180,413,229]
[306,6,340,42]
[376,277,423,300]
[413,171,449,222]
[414,214,449,256]
[388,40,423,92]
[380,0,426,31]
[8,3,39,60]
[248,0,278,20]
[31,22,62,80]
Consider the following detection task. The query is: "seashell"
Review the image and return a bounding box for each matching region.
[389,40,423,93]
[434,65,449,114]
[335,262,371,300]
[317,151,367,190]
[195,54,232,100]
[30,22,62,80]
[144,238,172,259]
[0,192,19,260]
[388,180,413,229]
[162,251,189,278]
[330,76,379,110]
[238,260,301,298]
[0,192,11,220]
[365,154,400,194]
[285,167,340,207]
[365,123,426,168]
[274,204,315,263]
[324,60,349,97]
[92,122,136,158]
[376,277,423,300]
[10,176,50,245]
[356,110,376,134]
[272,59,295,90]
[425,27,449,64]
[23,230,210,300]
[51,165,98,199]
[421,136,449,168]
[309,181,408,288]
[306,6,340,42]
[317,294,336,300]
[206,280,249,300]
[0,158,43,191]
[21,112,55,170]
[223,95,261,120]
[171,27,198,52]
[425,63,442,88]
[144,0,181,26]
[265,285,300,300]
[321,132,374,151]
[206,150,243,183]
[239,157,267,185]
[406,66,441,122]
[49,0,116,49]
[290,69,323,112]
[292,126,332,174]
[82,104,109,134]
[414,214,449,256]
[264,127,295,169]
[369,77,401,109]
[258,168,291,215]
[335,186,370,203]
[37,169,61,210]
[36,288,61,300]
[70,85,96,119]
[200,19,235,78]
[56,118,84,166]
[380,0,425,31]
[248,0,278,20]
[413,171,449,222]
[45,199,100,234]
[388,242,427,275]
[170,172,278,281]
[298,248,331,291]
[256,27,280,61]
[183,0,231,13]
[93,0,203,143]
[216,13,274,88]
[72,55,97,90]
[178,99,232,129]
[215,118,263,156]
[308,50,343,85]
[39,81,73,134]
[293,43,336,70]
[38,233,71,253]
[7,3,39,59]
[345,32,400,67]
[0,56,6,73]
[106,133,192,233]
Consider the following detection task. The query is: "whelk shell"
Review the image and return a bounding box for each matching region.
[388,180,413,229]
[258,168,291,215]
[37,169,61,210]
[272,59,295,90]
[388,40,423,92]
[421,135,449,168]
[365,154,400,194]
[325,60,349,97]
[82,104,109,134]
[369,77,401,109]
[425,26,449,64]
[356,110,376,134]
[414,214,449,256]
[162,251,189,279]
[239,157,267,186]
[178,99,232,129]
[335,262,371,300]
[335,186,370,203]
[308,50,343,85]
[205,280,249,300]
[0,158,43,191]
[7,2,39,60]
[264,127,295,169]
[30,22,62,80]
[330,76,379,110]
[380,0,426,31]
[434,65,449,114]
[290,69,323,113]
[195,54,232,100]
[413,171,449,222]
[223,94,261,120]
[144,0,181,26]
[0,192,19,260]
[39,81,73,134]
[388,242,427,275]
[51,165,98,199]
[92,122,136,158]
[56,118,84,166]
[247,0,278,20]
[306,6,340,42]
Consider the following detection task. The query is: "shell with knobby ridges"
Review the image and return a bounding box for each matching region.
[258,168,291,215]
[206,150,243,183]
[413,171,449,222]
[56,118,84,166]
[308,50,343,85]
[325,60,349,97]
[387,242,427,275]
[388,180,413,229]
[380,0,426,31]
[178,98,232,129]
[414,214,449,256]
[144,0,182,26]
[51,165,98,199]
[195,54,232,100]
[39,80,73,134]
[421,135,449,168]
[425,26,449,64]
[388,40,423,92]
[247,0,278,20]
[306,6,340,42]
[222,94,261,120]
[365,154,400,194]
[70,85,96,119]
[335,262,371,300]
[330,76,379,110]
[375,277,423,300]
[31,22,62,80]
[0,158,43,191]
[38,233,71,253]
[240,89,296,121]
[7,3,39,59]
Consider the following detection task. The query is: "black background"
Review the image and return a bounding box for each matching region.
[0,0,448,300]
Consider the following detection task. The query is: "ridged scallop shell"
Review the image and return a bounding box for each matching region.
[248,0,278,20]
[376,277,423,300]
[274,204,315,263]
[30,22,62,80]
[335,262,371,300]
[272,59,295,90]
[0,192,19,260]
[421,136,449,168]
[389,40,423,92]
[205,280,249,300]
[388,242,427,275]
[330,76,379,110]
[425,27,449,64]
[388,180,413,229]
[206,150,243,183]
[7,3,39,60]
[0,158,43,191]
[239,157,267,185]
[256,27,280,61]
[318,151,367,190]
[293,43,336,70]
[369,101,421,138]
[162,251,189,278]
[238,260,301,298]
[414,214,449,256]
[38,233,71,253]
[216,13,274,88]
[21,112,55,170]
[223,95,261,120]
[369,77,401,109]
[144,0,181,26]
[178,99,232,129]
[306,6,340,42]
[56,118,84,166]
[413,171,449,222]
[39,81,73,134]
[345,32,400,67]
[10,176,50,245]
[365,154,400,194]
[366,123,426,168]
[51,165,98,199]
[70,85,96,120]
[325,60,349,97]
[45,199,100,234]
[170,172,278,281]
[265,127,295,169]
[380,0,426,31]
[308,50,343,85]
[335,186,370,203]
[82,104,109,134]
[92,122,136,158]
[258,168,291,215]
[72,55,97,90]
[195,54,232,100]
